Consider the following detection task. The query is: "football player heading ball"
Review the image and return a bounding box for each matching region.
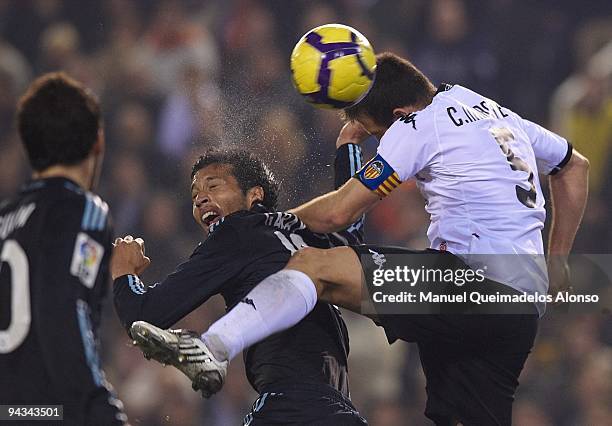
[171,48,590,425]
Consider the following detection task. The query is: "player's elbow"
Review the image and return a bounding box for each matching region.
[554,151,589,180]
[571,151,591,173]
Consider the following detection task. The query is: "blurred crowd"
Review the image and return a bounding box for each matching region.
[0,0,610,425]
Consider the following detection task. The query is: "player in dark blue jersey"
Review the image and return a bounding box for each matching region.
[112,144,368,425]
[0,73,127,425]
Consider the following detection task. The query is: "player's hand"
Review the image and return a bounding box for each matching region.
[336,121,371,148]
[111,235,151,280]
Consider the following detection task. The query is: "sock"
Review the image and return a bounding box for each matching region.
[201,269,317,361]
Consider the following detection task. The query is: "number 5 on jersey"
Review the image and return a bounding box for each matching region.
[489,127,537,208]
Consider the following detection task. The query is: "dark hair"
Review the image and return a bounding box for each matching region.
[17,72,101,171]
[191,148,280,210]
[343,52,436,127]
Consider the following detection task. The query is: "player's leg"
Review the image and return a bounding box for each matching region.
[285,246,365,313]
[416,313,538,426]
[198,246,365,363]
[201,244,435,363]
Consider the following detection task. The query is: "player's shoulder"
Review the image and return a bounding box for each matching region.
[382,98,440,145]
[199,211,251,249]
[38,179,110,232]
[208,206,285,235]
[387,110,435,138]
[20,177,83,205]
[378,109,438,166]
[0,195,18,215]
[439,84,519,119]
[191,213,246,259]
[436,83,481,102]
[207,209,252,236]
[206,208,307,241]
[1,178,88,217]
[434,84,486,112]
[78,191,110,232]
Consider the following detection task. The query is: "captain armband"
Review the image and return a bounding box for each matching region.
[355,154,402,198]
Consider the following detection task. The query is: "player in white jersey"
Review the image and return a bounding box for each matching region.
[369,82,572,314]
[132,53,589,425]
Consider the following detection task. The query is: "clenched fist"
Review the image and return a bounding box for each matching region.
[111,235,151,280]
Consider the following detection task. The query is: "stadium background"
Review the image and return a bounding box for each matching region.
[0,0,610,424]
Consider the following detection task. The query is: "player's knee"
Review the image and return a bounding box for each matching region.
[287,247,325,274]
[287,247,329,291]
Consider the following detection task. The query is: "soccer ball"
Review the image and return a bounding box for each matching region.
[290,24,376,109]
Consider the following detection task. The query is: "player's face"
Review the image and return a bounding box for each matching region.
[354,114,389,140]
[191,164,250,235]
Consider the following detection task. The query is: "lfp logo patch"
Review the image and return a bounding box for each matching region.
[364,161,384,179]
[70,232,104,288]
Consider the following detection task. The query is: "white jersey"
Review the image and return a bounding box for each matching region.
[358,84,572,314]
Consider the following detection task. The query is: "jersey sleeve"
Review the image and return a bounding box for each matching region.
[334,143,363,189]
[520,118,573,175]
[37,195,127,425]
[334,143,365,244]
[355,113,438,197]
[113,220,244,331]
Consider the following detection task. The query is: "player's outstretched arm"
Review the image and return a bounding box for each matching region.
[291,171,379,233]
[112,224,243,331]
[547,150,589,293]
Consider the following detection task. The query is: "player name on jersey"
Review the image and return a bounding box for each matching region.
[263,212,306,232]
[446,100,509,127]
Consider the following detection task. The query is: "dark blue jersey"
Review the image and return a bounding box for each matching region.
[113,144,364,395]
[0,177,126,425]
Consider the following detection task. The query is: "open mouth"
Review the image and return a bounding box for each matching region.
[201,210,221,227]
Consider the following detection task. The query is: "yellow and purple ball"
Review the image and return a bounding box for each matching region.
[290,23,376,109]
